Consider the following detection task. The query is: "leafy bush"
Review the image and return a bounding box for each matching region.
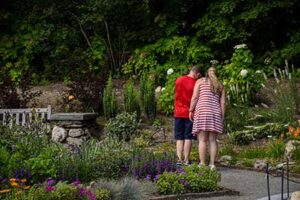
[105,112,140,141]
[69,71,106,112]
[229,123,287,145]
[266,139,286,159]
[95,188,112,200]
[123,80,140,118]
[140,73,156,120]
[156,164,220,194]
[103,75,117,119]
[219,45,265,106]
[0,69,41,108]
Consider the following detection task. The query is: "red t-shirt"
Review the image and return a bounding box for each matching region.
[174,75,196,118]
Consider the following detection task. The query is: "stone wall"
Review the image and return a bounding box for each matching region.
[50,113,98,146]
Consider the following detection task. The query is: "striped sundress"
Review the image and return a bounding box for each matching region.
[192,79,223,134]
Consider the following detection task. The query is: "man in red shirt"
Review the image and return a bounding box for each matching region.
[174,66,201,166]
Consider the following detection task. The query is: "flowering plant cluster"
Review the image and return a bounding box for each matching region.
[287,125,300,140]
[156,164,221,194]
[0,177,31,195]
[219,44,265,105]
[129,151,176,181]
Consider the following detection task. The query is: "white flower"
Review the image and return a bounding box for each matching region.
[155,86,162,93]
[161,87,165,92]
[240,69,248,77]
[234,44,247,49]
[210,59,219,65]
[255,70,262,74]
[264,57,272,65]
[167,68,174,75]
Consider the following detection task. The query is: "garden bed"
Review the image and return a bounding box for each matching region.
[149,187,239,200]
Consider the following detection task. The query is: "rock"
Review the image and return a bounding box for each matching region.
[291,191,300,200]
[254,160,267,170]
[69,128,85,137]
[51,126,67,142]
[66,137,84,146]
[285,140,300,160]
[235,161,244,167]
[219,155,232,166]
[261,103,269,108]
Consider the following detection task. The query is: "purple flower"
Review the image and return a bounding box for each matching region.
[47,179,56,186]
[1,178,7,183]
[177,167,184,174]
[183,181,189,188]
[46,186,56,192]
[154,174,160,182]
[145,174,152,181]
[86,190,97,200]
[72,180,81,186]
[198,173,202,177]
[134,155,142,161]
[79,188,87,195]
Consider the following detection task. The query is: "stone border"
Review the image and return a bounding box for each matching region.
[149,187,239,200]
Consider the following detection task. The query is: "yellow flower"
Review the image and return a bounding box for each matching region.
[20,178,27,183]
[9,178,17,182]
[68,95,75,101]
[24,186,31,190]
[11,182,19,187]
[17,190,22,194]
[0,189,11,194]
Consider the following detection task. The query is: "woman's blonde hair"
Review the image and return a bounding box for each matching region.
[206,67,222,95]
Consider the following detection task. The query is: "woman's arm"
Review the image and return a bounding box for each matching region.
[189,80,201,121]
[220,86,226,121]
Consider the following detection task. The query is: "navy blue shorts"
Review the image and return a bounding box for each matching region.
[174,118,196,140]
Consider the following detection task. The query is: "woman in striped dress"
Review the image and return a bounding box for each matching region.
[189,67,226,170]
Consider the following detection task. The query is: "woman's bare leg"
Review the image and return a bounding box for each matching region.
[208,132,218,166]
[198,131,208,165]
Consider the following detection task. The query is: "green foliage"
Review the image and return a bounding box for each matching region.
[270,74,300,122]
[123,80,140,118]
[140,74,156,119]
[123,37,212,84]
[103,75,117,119]
[95,188,112,200]
[24,147,58,182]
[229,123,287,145]
[52,182,78,200]
[266,139,285,159]
[156,164,220,195]
[105,112,140,141]
[219,46,265,105]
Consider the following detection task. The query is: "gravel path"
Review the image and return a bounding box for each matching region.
[197,167,300,200]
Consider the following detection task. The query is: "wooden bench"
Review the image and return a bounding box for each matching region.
[0,105,51,127]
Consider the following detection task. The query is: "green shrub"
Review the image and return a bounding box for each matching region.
[238,147,267,159]
[266,139,285,159]
[24,147,58,183]
[156,164,220,195]
[95,188,112,200]
[140,73,156,120]
[103,75,117,119]
[123,80,140,118]
[52,182,78,200]
[105,112,140,141]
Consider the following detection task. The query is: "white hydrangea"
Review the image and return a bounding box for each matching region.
[155,86,162,93]
[240,69,248,77]
[233,44,247,49]
[167,68,174,75]
[210,59,219,65]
